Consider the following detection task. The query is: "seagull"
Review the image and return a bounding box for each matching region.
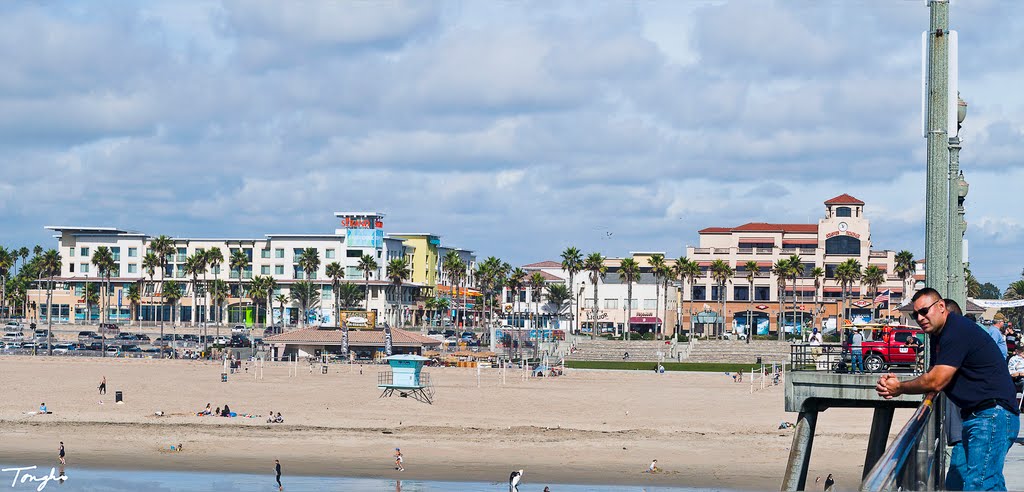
[509,469,524,492]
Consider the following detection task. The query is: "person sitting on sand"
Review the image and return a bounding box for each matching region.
[40,403,48,414]
[267,410,276,424]
[221,404,231,417]
[647,459,659,473]
[275,412,284,423]
[202,403,212,416]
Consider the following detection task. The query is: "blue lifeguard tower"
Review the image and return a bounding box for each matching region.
[377,355,434,404]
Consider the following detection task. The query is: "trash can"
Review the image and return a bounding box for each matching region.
[321,365,328,374]
[756,356,762,365]
[115,391,123,403]
[221,373,228,383]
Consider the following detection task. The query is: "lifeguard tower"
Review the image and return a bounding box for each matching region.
[378,355,434,404]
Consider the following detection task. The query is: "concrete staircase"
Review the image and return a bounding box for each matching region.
[681,339,791,364]
[565,339,675,362]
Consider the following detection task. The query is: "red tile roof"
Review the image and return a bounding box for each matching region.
[536,271,564,281]
[737,237,775,243]
[697,227,731,234]
[824,193,865,205]
[731,223,818,233]
[265,328,442,347]
[523,261,562,268]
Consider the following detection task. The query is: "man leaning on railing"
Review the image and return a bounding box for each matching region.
[875,287,1019,491]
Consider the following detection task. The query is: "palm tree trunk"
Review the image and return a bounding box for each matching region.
[626,283,632,341]
[748,279,753,343]
[591,280,598,340]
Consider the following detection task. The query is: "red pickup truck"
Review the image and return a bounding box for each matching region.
[852,324,925,372]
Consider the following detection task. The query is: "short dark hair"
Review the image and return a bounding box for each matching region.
[912,287,942,303]
[945,299,962,316]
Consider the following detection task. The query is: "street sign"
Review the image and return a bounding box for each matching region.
[117,289,122,309]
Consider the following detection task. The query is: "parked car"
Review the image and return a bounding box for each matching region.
[231,325,248,334]
[53,343,72,355]
[856,325,924,372]
[34,329,51,341]
[229,334,251,348]
[115,332,137,341]
[135,334,151,343]
[121,344,142,353]
[105,346,121,356]
[263,325,283,337]
[78,331,101,342]
[183,334,200,342]
[2,332,24,343]
[4,321,23,331]
[99,323,120,336]
[22,342,36,350]
[3,341,22,350]
[214,336,230,346]
[86,342,104,351]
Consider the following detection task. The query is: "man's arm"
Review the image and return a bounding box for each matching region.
[876,365,957,399]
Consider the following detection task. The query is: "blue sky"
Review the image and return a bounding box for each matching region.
[1,1,1022,291]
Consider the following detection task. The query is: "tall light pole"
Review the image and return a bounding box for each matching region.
[947,95,968,307]
[924,0,950,290]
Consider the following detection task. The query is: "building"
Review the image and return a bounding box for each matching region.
[31,212,476,328]
[264,327,442,360]
[684,193,911,336]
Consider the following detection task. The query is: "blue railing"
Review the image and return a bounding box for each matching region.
[860,392,940,491]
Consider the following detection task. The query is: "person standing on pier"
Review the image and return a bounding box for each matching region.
[875,288,1019,490]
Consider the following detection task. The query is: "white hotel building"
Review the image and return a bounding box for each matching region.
[33,212,474,327]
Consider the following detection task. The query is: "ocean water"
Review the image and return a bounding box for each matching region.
[0,465,732,492]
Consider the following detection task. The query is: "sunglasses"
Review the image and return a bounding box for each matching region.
[913,299,942,318]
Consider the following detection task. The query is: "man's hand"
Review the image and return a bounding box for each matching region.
[876,372,901,399]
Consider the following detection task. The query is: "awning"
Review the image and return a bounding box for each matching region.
[698,261,712,267]
[738,237,775,243]
[756,261,774,267]
[823,287,843,293]
[782,239,818,245]
[784,287,817,292]
[867,264,888,271]
[629,316,662,324]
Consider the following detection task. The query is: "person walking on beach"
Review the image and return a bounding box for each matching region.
[98,376,106,395]
[274,459,282,490]
[394,448,404,471]
[58,441,65,465]
[823,473,835,492]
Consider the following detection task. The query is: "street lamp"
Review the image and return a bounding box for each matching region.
[576,283,585,336]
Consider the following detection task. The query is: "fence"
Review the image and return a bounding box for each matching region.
[860,393,941,491]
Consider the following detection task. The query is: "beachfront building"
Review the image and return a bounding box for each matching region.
[263,327,442,360]
[30,212,476,328]
[684,193,910,336]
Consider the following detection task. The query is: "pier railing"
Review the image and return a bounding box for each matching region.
[860,392,941,491]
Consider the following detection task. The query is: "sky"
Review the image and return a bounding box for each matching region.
[1,1,1022,291]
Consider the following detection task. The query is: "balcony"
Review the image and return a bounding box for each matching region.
[175,254,186,263]
[737,248,753,255]
[780,248,797,255]
[869,250,888,258]
[713,248,730,254]
[756,248,774,255]
[693,248,711,254]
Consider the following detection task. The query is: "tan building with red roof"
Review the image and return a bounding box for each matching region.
[684,194,908,337]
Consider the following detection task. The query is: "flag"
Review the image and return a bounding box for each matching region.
[874,289,891,309]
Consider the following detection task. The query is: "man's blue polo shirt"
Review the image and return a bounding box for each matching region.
[930,312,1018,413]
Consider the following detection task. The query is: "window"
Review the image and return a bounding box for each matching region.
[691,286,706,301]
[80,247,89,256]
[347,249,362,258]
[69,247,75,257]
[293,248,304,258]
[643,299,657,309]
[325,249,335,259]
[322,285,333,299]
[293,265,304,280]
[128,247,137,257]
[711,286,724,301]
[275,265,284,275]
[604,299,618,309]
[628,299,638,309]
[734,286,749,301]
[836,207,852,217]
[80,263,89,273]
[275,249,284,258]
[69,263,75,273]
[825,264,839,279]
[755,286,771,301]
[74,284,83,296]
[261,249,271,259]
[211,266,220,275]
[346,266,361,279]
[111,247,120,261]
[825,235,860,256]
[128,264,137,274]
[261,265,270,275]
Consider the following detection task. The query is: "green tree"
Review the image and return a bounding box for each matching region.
[325,262,344,327]
[811,267,825,330]
[337,283,363,310]
[386,258,411,326]
[978,282,1001,300]
[149,235,175,346]
[618,257,641,340]
[529,272,546,331]
[290,281,321,327]
[443,250,465,328]
[862,265,885,319]
[229,249,251,324]
[560,247,583,334]
[508,268,527,336]
[39,249,62,356]
[358,254,378,311]
[710,259,733,339]
[0,247,11,318]
[545,283,572,325]
[205,247,224,326]
[787,255,805,333]
[184,253,205,327]
[583,253,607,340]
[249,275,271,325]
[91,246,115,324]
[676,258,700,338]
[142,251,160,333]
[893,250,915,301]
[744,260,759,342]
[835,259,863,325]
[275,293,288,326]
[127,283,141,329]
[772,259,789,339]
[648,254,666,340]
[209,279,230,340]
[163,280,183,327]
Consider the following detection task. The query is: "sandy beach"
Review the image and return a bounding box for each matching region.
[0,356,914,490]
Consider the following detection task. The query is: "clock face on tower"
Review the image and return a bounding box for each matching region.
[838,222,848,232]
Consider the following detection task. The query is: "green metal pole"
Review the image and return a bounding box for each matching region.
[947,137,966,307]
[925,0,950,292]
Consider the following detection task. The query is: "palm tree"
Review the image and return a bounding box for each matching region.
[184,253,204,327]
[163,280,183,331]
[191,249,208,330]
[863,265,885,319]
[787,255,805,334]
[529,272,546,331]
[709,259,733,338]
[618,257,641,340]
[337,283,363,310]
[772,259,789,339]
[0,247,11,318]
[386,258,411,327]
[583,253,606,339]
[677,258,700,338]
[835,259,862,326]
[142,251,160,330]
[264,277,277,327]
[229,249,251,325]
[297,248,321,325]
[91,246,115,324]
[209,279,230,340]
[205,247,224,325]
[744,260,759,343]
[325,262,344,327]
[149,235,174,338]
[545,283,572,329]
[291,280,321,327]
[560,247,583,334]
[39,249,61,356]
[358,254,378,312]
[648,254,666,340]
[275,293,288,327]
[811,267,825,331]
[443,250,465,328]
[894,250,915,302]
[249,276,270,326]
[127,283,141,329]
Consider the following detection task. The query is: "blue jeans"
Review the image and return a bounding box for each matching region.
[850,352,864,373]
[961,405,1020,491]
[945,441,965,490]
